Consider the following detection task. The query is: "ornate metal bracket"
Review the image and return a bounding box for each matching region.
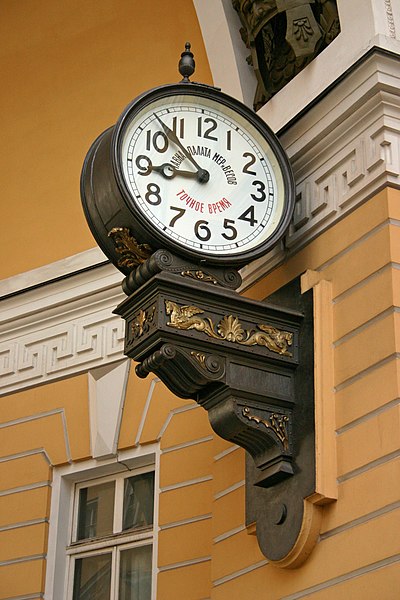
[114,254,315,564]
[109,228,242,295]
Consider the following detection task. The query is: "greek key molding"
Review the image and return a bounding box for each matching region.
[0,263,126,396]
[289,124,400,245]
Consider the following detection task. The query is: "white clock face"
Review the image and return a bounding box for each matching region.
[119,93,287,259]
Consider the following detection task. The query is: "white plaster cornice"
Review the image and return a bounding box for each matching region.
[0,246,108,299]
[193,0,256,107]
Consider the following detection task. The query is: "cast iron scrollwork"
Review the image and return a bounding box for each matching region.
[135,343,226,398]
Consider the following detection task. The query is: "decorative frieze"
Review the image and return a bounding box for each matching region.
[288,118,400,248]
[0,265,126,396]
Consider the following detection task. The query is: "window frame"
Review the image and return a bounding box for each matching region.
[71,466,154,544]
[44,447,159,600]
[67,467,155,600]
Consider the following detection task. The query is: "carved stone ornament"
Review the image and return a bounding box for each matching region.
[114,255,315,566]
[232,0,341,108]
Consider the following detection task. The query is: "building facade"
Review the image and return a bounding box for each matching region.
[1,1,400,598]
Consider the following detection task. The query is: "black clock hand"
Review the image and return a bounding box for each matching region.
[150,163,202,180]
[154,114,210,183]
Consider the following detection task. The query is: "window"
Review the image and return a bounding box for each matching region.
[67,468,155,600]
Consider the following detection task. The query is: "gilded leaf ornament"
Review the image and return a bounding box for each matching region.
[108,227,153,269]
[165,301,293,356]
[242,406,289,450]
[181,270,218,285]
[132,306,156,339]
[218,315,246,342]
[190,351,207,369]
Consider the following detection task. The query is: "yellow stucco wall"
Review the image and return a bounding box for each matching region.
[1,2,400,599]
[1,187,400,599]
[0,0,212,279]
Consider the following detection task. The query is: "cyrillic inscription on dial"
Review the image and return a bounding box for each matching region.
[120,94,286,257]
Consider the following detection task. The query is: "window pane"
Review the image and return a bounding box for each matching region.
[119,545,152,600]
[77,481,115,540]
[122,472,154,531]
[73,553,112,600]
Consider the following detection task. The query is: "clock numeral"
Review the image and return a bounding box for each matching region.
[135,155,152,176]
[251,180,266,202]
[221,218,237,241]
[169,206,186,227]
[226,130,232,151]
[238,206,258,227]
[197,117,218,141]
[144,182,162,205]
[172,116,185,139]
[194,219,211,242]
[242,152,257,175]
[146,130,169,153]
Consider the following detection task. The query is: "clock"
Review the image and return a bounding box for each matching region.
[81,74,295,272]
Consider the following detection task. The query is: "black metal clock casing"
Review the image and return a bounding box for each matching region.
[81,82,295,273]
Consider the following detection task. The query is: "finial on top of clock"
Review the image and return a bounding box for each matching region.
[178,42,195,83]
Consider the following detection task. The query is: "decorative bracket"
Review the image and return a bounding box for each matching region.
[114,252,315,564]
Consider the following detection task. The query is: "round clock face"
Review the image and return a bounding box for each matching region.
[114,86,294,264]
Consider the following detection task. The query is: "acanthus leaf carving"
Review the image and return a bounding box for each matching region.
[108,227,153,270]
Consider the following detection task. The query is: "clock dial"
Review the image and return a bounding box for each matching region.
[81,83,294,272]
[116,91,290,260]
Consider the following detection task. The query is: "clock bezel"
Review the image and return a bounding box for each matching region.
[111,82,295,267]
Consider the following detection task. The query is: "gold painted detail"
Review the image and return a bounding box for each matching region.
[190,351,207,369]
[108,227,153,269]
[181,270,218,285]
[165,301,293,356]
[242,407,289,450]
[132,306,156,339]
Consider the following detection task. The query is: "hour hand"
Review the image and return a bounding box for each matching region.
[154,114,209,183]
[152,163,201,180]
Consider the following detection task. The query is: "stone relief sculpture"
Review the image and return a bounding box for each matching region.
[232,0,341,109]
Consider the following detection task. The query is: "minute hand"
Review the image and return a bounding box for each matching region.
[154,114,210,183]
